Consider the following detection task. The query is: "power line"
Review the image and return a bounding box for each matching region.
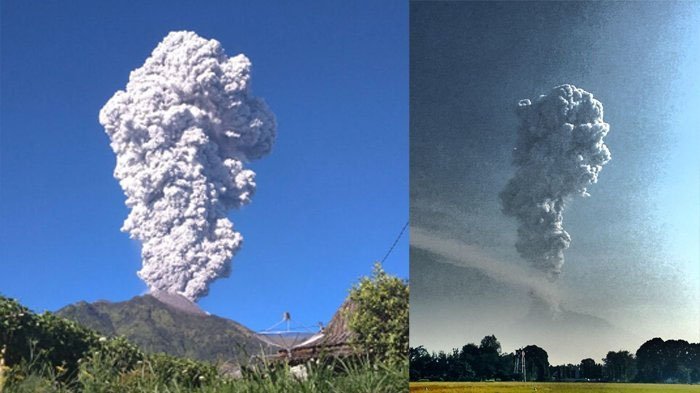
[380,221,409,263]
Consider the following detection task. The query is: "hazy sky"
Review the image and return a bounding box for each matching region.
[410,1,699,364]
[0,1,407,331]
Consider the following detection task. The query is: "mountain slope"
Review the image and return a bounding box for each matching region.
[56,293,268,362]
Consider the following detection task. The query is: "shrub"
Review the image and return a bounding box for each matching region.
[0,295,142,385]
[346,262,409,364]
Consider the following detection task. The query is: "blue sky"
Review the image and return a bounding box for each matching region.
[0,1,408,331]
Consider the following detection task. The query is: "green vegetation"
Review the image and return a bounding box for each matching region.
[410,336,523,382]
[411,334,700,384]
[2,349,407,393]
[1,294,142,383]
[347,262,409,365]
[409,382,700,392]
[0,295,408,392]
[55,295,262,362]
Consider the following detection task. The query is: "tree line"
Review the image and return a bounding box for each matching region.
[410,335,700,384]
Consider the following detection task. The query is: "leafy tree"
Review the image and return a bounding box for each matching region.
[635,338,664,382]
[346,262,409,364]
[523,345,549,381]
[434,351,449,380]
[551,363,579,380]
[458,344,480,381]
[603,350,635,382]
[410,334,700,384]
[636,338,699,383]
[580,358,602,380]
[480,335,501,355]
[409,346,432,381]
[460,344,480,364]
[457,356,476,381]
[476,335,502,379]
[496,352,516,381]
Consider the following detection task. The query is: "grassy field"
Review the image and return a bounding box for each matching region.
[410,382,700,393]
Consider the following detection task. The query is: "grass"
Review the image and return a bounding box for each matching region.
[2,351,408,393]
[409,382,700,393]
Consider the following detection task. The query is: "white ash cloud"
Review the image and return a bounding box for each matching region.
[500,85,610,279]
[99,31,276,301]
[411,227,561,308]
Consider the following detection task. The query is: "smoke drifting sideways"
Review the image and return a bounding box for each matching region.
[412,227,562,309]
[99,31,276,301]
[500,85,610,280]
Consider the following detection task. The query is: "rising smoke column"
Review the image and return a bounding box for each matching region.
[99,31,276,301]
[500,85,610,279]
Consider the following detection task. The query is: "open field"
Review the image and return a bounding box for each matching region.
[410,382,700,393]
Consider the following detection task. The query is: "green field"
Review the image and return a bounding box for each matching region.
[410,382,700,393]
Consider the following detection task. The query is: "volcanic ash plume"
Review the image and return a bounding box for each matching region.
[99,31,276,301]
[500,85,610,279]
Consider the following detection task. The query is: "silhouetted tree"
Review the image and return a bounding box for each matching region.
[603,350,635,382]
[410,336,700,384]
[636,338,700,383]
[408,335,517,382]
[496,352,516,381]
[409,346,431,381]
[580,358,603,380]
[476,335,501,379]
[480,335,501,354]
[635,338,664,382]
[460,343,480,364]
[551,363,579,380]
[523,345,549,381]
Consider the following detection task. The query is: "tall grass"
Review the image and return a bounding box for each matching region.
[409,382,700,393]
[2,348,408,393]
